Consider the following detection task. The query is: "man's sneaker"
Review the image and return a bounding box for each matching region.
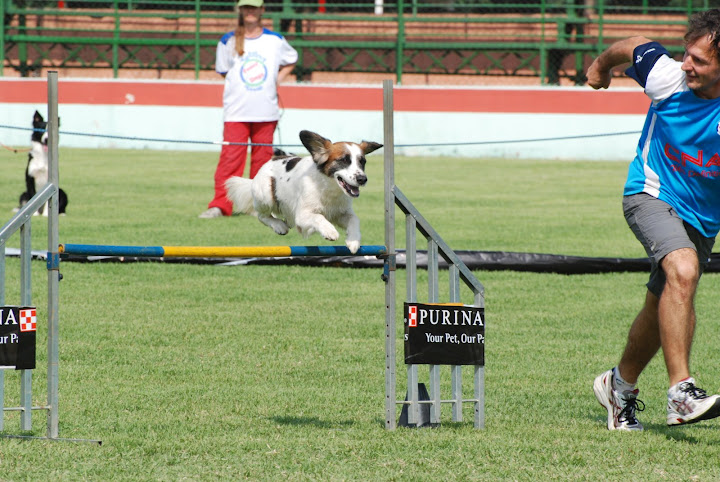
[593,369,645,431]
[198,207,223,219]
[667,378,720,426]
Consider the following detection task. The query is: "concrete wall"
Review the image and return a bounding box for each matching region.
[0,77,649,160]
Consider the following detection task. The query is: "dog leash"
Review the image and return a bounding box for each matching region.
[0,140,31,154]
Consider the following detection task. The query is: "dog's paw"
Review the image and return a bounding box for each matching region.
[259,215,289,235]
[321,226,339,241]
[269,220,289,235]
[273,225,289,235]
[346,240,360,254]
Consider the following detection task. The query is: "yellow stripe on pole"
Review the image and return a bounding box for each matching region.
[161,246,293,258]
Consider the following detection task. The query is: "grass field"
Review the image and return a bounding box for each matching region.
[2,146,720,480]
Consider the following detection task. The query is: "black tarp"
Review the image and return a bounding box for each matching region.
[19,248,720,274]
[6,248,666,274]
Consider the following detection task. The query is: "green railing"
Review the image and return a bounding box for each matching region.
[0,0,712,84]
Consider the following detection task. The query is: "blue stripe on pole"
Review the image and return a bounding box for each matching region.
[288,245,387,257]
[61,244,165,257]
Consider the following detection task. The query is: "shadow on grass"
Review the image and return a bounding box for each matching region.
[270,415,355,429]
[589,413,712,444]
[374,418,461,429]
[642,422,720,444]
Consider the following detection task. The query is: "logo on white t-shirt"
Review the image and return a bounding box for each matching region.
[240,53,268,90]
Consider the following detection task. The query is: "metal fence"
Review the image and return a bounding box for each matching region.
[0,71,61,441]
[1,0,714,84]
[381,80,485,429]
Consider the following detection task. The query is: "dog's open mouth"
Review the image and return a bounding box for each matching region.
[337,176,360,198]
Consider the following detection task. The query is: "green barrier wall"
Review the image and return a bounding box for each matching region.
[0,0,710,84]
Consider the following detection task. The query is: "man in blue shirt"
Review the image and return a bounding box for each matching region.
[588,10,720,431]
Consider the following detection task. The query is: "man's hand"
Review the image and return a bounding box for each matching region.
[585,36,652,90]
[586,61,613,90]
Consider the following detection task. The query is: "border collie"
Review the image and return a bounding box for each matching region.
[225,130,382,254]
[18,111,68,216]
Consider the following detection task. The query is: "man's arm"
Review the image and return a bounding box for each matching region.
[587,36,652,89]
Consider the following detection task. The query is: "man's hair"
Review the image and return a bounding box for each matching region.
[685,9,720,58]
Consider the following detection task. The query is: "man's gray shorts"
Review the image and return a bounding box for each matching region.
[623,193,715,297]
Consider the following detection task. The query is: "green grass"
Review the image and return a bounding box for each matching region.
[1,148,720,480]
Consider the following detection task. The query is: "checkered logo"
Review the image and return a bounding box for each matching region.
[408,305,417,327]
[19,308,36,332]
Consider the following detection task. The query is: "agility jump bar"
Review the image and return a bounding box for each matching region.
[58,244,387,258]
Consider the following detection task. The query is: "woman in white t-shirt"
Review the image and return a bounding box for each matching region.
[200,0,298,218]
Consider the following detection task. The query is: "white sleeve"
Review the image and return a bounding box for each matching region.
[215,39,231,75]
[279,38,298,66]
[644,55,688,103]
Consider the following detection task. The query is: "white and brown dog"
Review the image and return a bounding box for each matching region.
[225,130,382,254]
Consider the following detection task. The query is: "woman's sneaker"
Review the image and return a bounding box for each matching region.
[593,369,645,431]
[667,378,720,426]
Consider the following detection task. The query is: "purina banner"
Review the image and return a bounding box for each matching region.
[404,302,484,366]
[0,306,37,370]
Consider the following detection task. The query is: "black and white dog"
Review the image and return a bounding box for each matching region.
[225,130,382,254]
[18,111,68,215]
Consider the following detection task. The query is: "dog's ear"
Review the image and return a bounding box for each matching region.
[33,111,44,125]
[299,130,332,164]
[360,141,382,155]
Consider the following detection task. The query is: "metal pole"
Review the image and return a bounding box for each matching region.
[596,0,604,56]
[194,0,201,80]
[396,0,405,84]
[374,0,383,15]
[449,265,462,422]
[0,0,6,78]
[19,221,32,430]
[0,238,4,431]
[383,79,397,430]
[475,290,485,429]
[540,0,547,85]
[405,216,418,426]
[113,0,120,78]
[46,71,60,439]
[427,240,440,424]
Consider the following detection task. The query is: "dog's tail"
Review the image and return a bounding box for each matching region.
[225,176,255,215]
